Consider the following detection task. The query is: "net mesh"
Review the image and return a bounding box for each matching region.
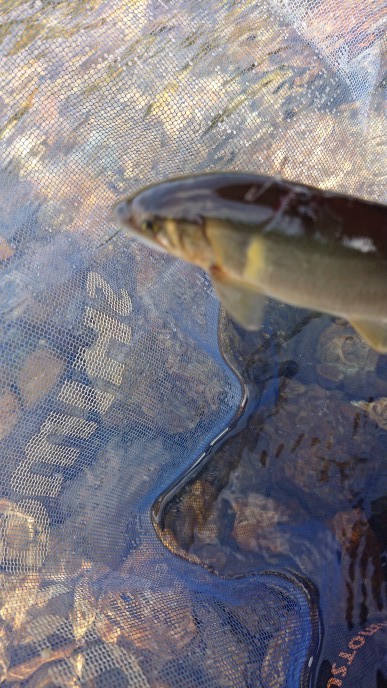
[0,0,386,686]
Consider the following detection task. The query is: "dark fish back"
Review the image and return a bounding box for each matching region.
[197,173,387,256]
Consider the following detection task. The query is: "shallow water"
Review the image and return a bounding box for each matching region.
[153,305,387,683]
[1,0,386,684]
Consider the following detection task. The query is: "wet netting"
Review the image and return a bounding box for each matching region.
[0,0,386,686]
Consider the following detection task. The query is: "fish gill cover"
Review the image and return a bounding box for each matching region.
[0,0,385,687]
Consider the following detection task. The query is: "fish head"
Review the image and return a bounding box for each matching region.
[114,178,215,269]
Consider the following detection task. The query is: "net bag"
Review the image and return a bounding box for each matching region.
[0,0,386,686]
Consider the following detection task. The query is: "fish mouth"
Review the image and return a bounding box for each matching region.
[114,197,150,235]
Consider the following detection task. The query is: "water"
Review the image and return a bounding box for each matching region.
[153,305,387,684]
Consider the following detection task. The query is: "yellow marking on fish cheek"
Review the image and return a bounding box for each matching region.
[243,237,265,284]
[163,219,181,251]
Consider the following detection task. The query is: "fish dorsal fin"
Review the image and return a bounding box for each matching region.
[350,319,387,354]
[209,266,266,330]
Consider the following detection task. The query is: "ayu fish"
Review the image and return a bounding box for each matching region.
[114,173,387,353]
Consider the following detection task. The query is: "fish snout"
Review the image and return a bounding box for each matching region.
[114,199,133,226]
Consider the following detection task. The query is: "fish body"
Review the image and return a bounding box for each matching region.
[115,173,387,352]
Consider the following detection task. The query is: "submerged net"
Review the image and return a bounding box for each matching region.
[0,0,386,686]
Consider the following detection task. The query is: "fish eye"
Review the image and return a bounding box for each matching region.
[141,218,156,233]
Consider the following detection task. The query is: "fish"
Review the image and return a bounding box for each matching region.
[114,173,387,353]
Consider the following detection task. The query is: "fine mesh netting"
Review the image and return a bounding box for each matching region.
[0,0,386,686]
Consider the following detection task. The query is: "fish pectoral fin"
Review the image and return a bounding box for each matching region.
[350,319,387,354]
[209,266,266,331]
